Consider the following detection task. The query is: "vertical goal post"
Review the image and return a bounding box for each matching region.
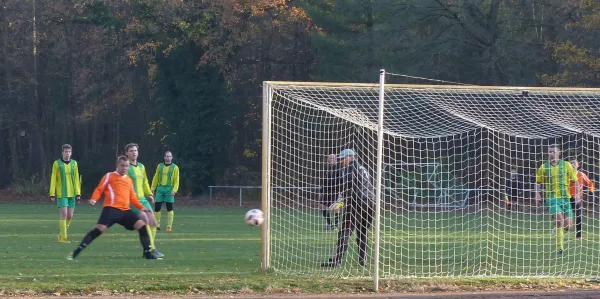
[261,75,600,289]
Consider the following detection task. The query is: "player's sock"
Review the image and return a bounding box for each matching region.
[66,219,71,228]
[155,211,162,228]
[151,226,157,241]
[138,225,152,252]
[72,228,102,258]
[146,225,156,250]
[167,211,174,228]
[322,210,331,225]
[59,220,67,240]
[557,227,565,250]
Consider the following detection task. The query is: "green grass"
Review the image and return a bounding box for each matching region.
[1,203,600,295]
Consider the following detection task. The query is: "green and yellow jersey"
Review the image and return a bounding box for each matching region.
[127,162,153,199]
[151,163,180,193]
[536,160,577,199]
[49,159,81,199]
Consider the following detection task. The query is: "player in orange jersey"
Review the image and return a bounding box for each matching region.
[569,158,595,240]
[67,156,160,260]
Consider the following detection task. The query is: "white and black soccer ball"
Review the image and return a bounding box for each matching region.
[245,209,264,226]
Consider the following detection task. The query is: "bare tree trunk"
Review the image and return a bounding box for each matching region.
[2,2,22,183]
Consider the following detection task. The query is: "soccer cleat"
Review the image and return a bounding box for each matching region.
[321,257,340,268]
[166,227,172,232]
[58,236,71,243]
[320,261,341,268]
[359,257,366,266]
[68,247,83,260]
[143,250,162,260]
[557,249,564,255]
[577,236,582,241]
[152,249,165,258]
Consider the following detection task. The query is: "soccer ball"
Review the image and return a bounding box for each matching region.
[245,209,264,226]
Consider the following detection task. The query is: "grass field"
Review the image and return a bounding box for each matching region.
[2,202,600,296]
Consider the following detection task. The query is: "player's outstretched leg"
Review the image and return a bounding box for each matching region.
[68,226,103,260]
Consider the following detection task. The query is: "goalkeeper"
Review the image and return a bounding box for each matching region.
[535,144,579,254]
[318,154,341,231]
[321,149,374,267]
[568,157,594,240]
[504,165,523,212]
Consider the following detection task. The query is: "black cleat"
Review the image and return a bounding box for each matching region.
[359,258,366,266]
[558,249,564,255]
[67,248,82,260]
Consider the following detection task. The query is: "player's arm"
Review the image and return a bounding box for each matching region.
[74,161,81,199]
[150,164,160,192]
[582,173,595,193]
[89,173,110,204]
[49,161,58,198]
[142,166,154,202]
[172,165,180,194]
[535,166,544,203]
[567,163,581,200]
[129,185,145,211]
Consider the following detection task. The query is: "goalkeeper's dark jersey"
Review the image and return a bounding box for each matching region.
[505,174,523,197]
[340,160,374,205]
[321,165,341,199]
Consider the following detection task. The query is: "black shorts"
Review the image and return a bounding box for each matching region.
[97,207,141,231]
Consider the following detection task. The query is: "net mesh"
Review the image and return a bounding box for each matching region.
[265,82,600,278]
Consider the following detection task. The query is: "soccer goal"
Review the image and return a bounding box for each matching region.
[261,71,600,288]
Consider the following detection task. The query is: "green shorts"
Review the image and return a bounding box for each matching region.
[155,186,175,203]
[547,197,574,218]
[130,198,153,214]
[57,197,75,209]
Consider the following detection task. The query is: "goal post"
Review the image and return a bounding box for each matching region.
[261,76,600,284]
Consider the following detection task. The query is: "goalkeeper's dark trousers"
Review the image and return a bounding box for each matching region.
[570,199,583,238]
[331,201,374,264]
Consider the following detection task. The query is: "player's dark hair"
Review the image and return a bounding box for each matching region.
[124,143,138,153]
[548,144,561,151]
[117,155,128,164]
[62,144,72,152]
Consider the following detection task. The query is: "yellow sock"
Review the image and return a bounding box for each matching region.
[66,219,71,228]
[155,211,162,228]
[151,226,157,241]
[557,227,565,250]
[167,211,174,228]
[59,220,67,239]
[146,225,156,250]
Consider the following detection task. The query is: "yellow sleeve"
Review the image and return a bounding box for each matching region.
[151,164,160,191]
[535,165,545,184]
[566,162,578,182]
[74,161,81,196]
[172,165,180,194]
[142,165,153,197]
[49,161,58,197]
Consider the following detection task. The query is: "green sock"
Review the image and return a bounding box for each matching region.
[557,227,565,250]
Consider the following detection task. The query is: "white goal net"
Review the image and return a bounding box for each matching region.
[261,78,600,280]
